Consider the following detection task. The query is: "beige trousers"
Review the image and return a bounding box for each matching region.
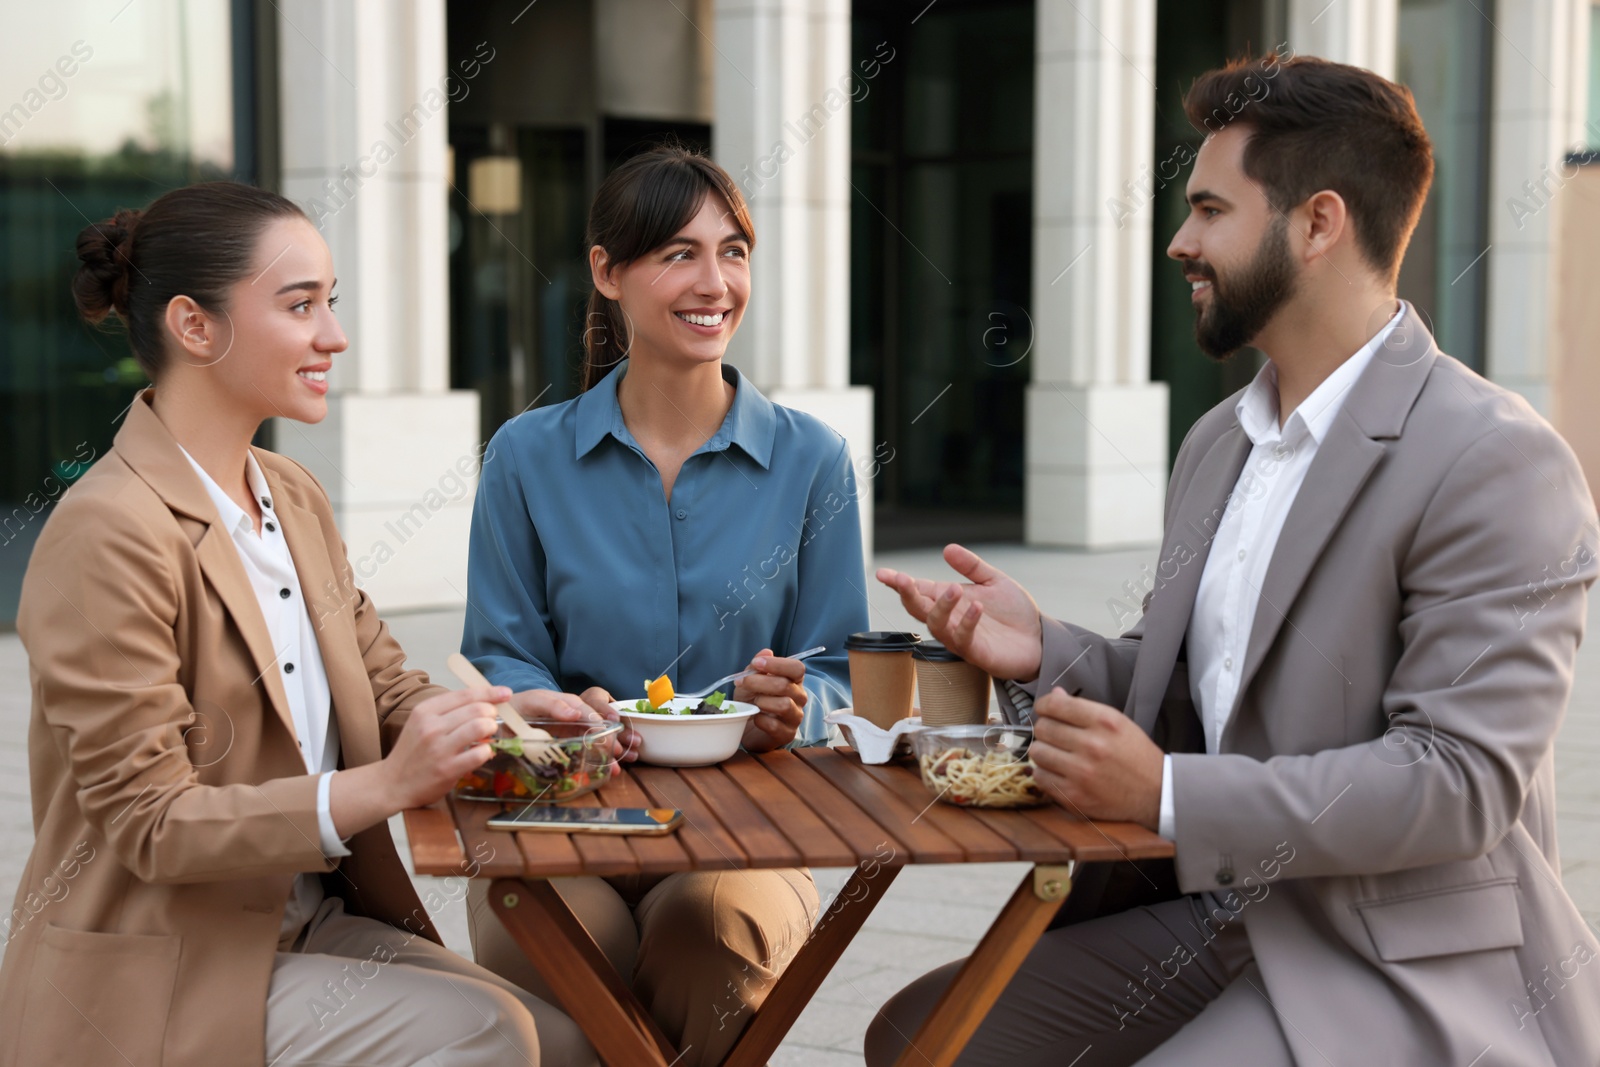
[864,893,1292,1067]
[266,895,595,1066]
[468,868,819,1067]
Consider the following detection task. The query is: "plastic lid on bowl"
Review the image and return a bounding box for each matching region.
[911,639,965,663]
[844,631,923,652]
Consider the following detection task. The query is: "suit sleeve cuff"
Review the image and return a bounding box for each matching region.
[1158,754,1175,841]
[317,771,353,858]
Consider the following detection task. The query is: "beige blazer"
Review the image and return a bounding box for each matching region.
[1009,305,1600,1064]
[0,391,449,1067]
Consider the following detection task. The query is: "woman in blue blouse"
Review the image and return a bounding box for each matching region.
[461,145,869,1064]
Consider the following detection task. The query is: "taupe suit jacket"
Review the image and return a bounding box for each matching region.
[1013,307,1600,1064]
[0,392,449,1067]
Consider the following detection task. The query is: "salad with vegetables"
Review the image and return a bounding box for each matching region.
[455,730,617,803]
[631,674,735,715]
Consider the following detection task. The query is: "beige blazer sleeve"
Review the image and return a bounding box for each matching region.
[23,493,332,885]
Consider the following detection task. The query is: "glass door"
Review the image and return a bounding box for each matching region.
[851,0,1035,549]
[0,0,254,626]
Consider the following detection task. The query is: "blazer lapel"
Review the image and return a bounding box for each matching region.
[1224,420,1384,738]
[113,394,300,741]
[1130,425,1253,734]
[1222,304,1440,744]
[261,461,382,768]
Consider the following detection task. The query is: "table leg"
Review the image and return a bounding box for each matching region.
[890,864,1073,1067]
[720,863,903,1067]
[489,877,679,1067]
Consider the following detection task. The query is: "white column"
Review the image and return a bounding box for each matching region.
[276,0,479,610]
[1287,0,1398,76]
[1027,0,1168,547]
[1484,0,1593,416]
[712,0,875,559]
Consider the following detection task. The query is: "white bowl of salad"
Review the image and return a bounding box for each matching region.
[611,679,761,767]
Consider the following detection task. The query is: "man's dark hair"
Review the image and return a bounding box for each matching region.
[1184,54,1434,285]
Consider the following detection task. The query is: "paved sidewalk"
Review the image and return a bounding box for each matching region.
[4,544,1599,1064]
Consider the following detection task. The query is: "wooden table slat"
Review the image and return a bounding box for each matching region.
[720,753,857,868]
[630,765,746,870]
[448,796,541,878]
[965,806,1077,862]
[562,791,647,877]
[795,748,965,864]
[1018,803,1146,863]
[856,761,1019,863]
[402,803,467,875]
[595,770,697,875]
[1082,817,1174,860]
[754,750,908,863]
[680,764,804,869]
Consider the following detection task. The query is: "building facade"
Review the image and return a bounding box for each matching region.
[1,0,1597,624]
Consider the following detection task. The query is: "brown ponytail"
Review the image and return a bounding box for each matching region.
[72,182,307,380]
[580,144,755,391]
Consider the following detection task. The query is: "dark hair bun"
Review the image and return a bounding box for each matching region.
[72,208,141,325]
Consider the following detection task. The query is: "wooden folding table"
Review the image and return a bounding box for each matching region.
[403,747,1171,1067]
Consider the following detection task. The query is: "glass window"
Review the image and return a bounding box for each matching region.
[0,2,247,625]
[851,0,1034,547]
[1589,1,1600,149]
[1395,0,1494,372]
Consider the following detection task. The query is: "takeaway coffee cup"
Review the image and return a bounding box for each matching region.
[845,631,922,730]
[912,640,990,726]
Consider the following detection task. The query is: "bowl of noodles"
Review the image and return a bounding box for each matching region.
[912,724,1046,809]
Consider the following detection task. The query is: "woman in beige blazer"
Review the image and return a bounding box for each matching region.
[0,182,602,1066]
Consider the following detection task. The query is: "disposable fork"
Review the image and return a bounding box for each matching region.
[673,645,828,702]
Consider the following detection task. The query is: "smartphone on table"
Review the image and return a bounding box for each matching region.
[487,805,684,835]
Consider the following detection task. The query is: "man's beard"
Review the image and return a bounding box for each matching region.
[1190,216,1298,360]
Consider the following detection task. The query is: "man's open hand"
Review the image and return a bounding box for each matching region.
[875,544,1044,681]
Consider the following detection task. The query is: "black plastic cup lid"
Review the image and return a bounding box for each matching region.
[845,631,922,652]
[911,639,965,663]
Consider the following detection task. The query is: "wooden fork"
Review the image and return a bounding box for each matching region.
[446,653,564,767]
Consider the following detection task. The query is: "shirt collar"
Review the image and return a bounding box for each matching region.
[1235,303,1405,448]
[574,359,777,470]
[178,446,273,536]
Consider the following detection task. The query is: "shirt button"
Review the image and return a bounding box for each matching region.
[1237,549,1246,561]
[1223,656,1233,670]
[284,662,295,674]
[264,521,277,532]
[261,497,272,509]
[675,509,687,520]
[279,588,291,599]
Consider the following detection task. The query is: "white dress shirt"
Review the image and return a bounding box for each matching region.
[1157,306,1403,839]
[179,448,350,936]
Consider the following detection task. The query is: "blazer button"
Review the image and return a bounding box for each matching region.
[1216,868,1235,886]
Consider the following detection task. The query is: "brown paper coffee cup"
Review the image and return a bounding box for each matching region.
[914,653,990,726]
[845,631,921,730]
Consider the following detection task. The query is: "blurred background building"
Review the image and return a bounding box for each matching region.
[2,0,1598,624]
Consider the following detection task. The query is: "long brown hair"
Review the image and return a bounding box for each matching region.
[72,182,307,379]
[581,144,755,391]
